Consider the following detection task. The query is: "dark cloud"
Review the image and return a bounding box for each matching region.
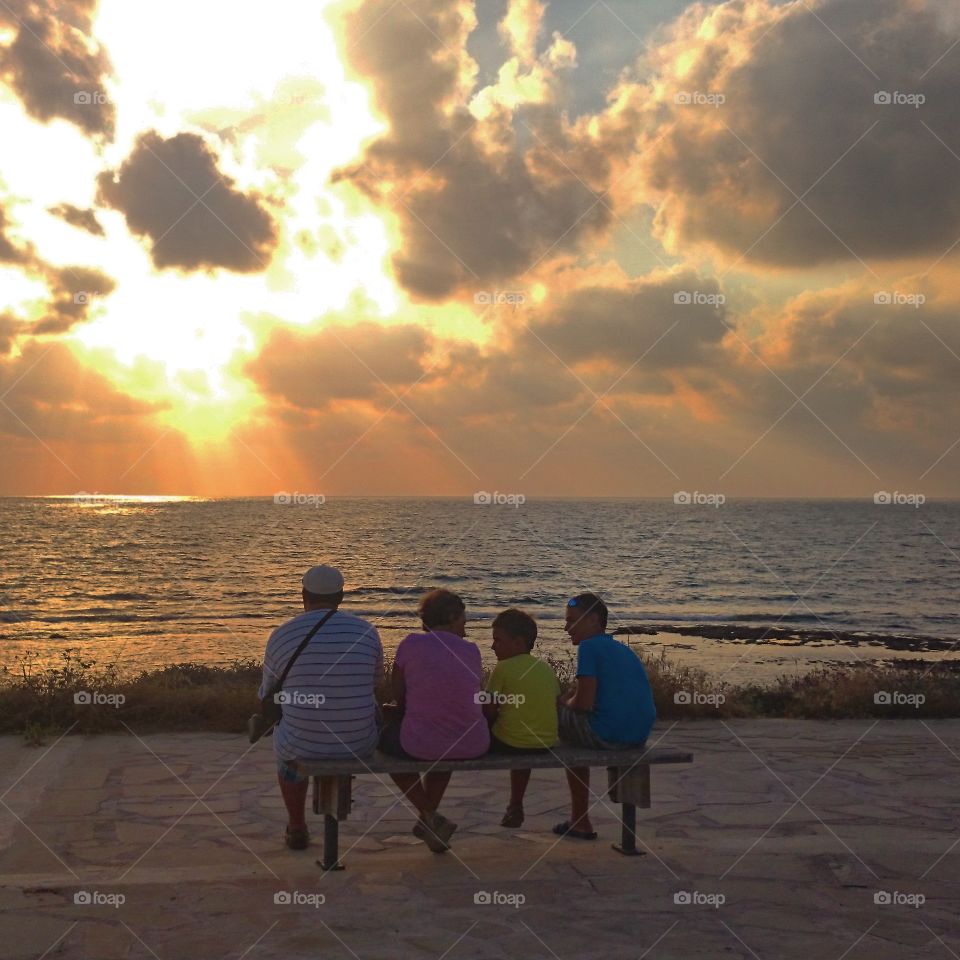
[248,322,433,410]
[96,131,279,273]
[49,203,106,236]
[617,0,960,268]
[526,270,730,370]
[332,0,611,300]
[31,266,116,335]
[0,202,115,335]
[0,0,115,138]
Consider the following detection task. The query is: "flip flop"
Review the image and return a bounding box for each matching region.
[284,826,310,850]
[552,820,598,840]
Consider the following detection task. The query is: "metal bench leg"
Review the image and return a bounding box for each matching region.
[612,802,643,856]
[320,814,345,872]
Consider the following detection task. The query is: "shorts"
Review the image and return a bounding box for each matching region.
[557,705,645,751]
[377,715,418,760]
[277,758,308,784]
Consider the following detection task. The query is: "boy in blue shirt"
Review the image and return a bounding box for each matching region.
[555,592,656,840]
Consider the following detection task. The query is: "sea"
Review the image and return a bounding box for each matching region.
[2,496,958,683]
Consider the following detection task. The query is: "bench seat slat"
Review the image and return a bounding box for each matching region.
[297,746,692,777]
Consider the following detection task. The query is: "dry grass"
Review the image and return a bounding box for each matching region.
[1,646,957,743]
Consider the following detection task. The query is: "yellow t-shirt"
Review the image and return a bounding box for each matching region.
[488,654,560,749]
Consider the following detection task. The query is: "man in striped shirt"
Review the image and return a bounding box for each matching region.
[259,564,383,850]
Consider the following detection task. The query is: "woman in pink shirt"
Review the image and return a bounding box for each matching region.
[381,589,489,852]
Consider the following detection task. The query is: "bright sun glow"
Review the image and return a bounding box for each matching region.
[2,0,401,443]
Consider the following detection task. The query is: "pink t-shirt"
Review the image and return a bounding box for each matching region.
[395,630,490,760]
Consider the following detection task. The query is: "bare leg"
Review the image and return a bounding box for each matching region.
[390,773,429,814]
[278,775,309,830]
[509,769,531,808]
[565,766,592,832]
[422,771,452,813]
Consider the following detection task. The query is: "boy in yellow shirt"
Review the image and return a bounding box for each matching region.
[482,609,560,828]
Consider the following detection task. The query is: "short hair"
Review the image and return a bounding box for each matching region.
[492,608,538,651]
[568,592,608,630]
[418,589,466,629]
[303,588,343,607]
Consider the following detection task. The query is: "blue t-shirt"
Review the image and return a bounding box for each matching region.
[576,633,656,744]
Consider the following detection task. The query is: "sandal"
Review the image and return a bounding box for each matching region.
[552,820,597,841]
[500,805,524,828]
[284,825,310,850]
[414,812,457,853]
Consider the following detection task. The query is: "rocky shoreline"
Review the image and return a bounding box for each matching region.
[615,622,960,652]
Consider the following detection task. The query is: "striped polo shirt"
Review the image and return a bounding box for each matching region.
[259,608,383,761]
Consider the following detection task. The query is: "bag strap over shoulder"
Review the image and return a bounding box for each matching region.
[274,607,338,691]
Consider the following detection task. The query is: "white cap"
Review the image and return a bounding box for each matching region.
[302,564,344,595]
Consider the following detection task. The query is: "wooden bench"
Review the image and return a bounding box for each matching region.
[299,745,693,870]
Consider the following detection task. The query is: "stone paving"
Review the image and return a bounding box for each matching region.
[0,720,957,959]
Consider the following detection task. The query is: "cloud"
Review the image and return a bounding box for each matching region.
[31,265,116,335]
[526,268,730,371]
[49,203,106,236]
[247,322,434,411]
[0,208,33,264]
[332,0,606,300]
[602,0,960,268]
[0,0,115,138]
[96,131,279,273]
[0,340,164,442]
[0,200,116,336]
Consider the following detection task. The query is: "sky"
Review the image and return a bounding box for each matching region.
[1,0,959,498]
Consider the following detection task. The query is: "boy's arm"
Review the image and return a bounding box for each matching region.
[570,675,597,712]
